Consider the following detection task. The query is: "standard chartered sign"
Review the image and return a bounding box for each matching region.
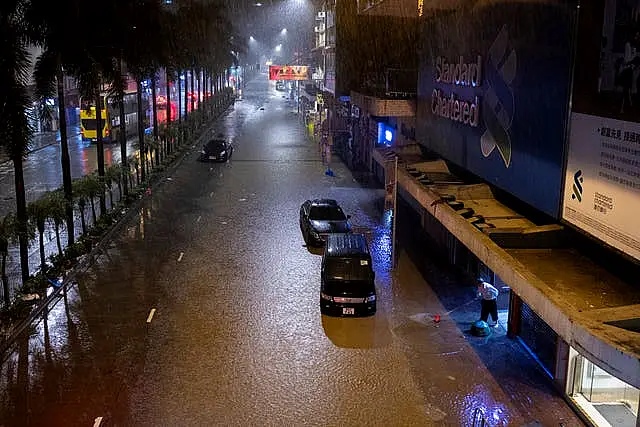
[431,55,482,127]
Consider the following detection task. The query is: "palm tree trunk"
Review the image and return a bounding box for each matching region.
[136,80,146,182]
[1,251,9,306]
[57,65,75,246]
[119,59,129,197]
[151,74,159,166]
[12,155,29,282]
[191,69,195,113]
[177,71,182,124]
[89,198,97,226]
[95,90,106,216]
[116,181,122,201]
[79,206,86,235]
[109,189,114,208]
[54,225,62,256]
[166,70,172,155]
[38,229,46,274]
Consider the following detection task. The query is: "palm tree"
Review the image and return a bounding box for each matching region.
[83,174,103,226]
[0,215,17,306]
[45,190,66,257]
[0,0,35,282]
[72,179,89,235]
[27,197,52,274]
[27,0,79,247]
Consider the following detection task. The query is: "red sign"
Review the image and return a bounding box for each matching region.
[269,65,309,81]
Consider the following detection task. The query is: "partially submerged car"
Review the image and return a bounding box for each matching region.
[299,199,351,246]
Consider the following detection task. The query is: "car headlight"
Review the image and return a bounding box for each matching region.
[320,292,333,301]
[364,295,376,303]
[220,150,226,155]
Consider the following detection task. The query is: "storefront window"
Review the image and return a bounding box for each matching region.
[570,348,639,426]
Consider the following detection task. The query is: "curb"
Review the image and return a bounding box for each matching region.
[0,101,234,360]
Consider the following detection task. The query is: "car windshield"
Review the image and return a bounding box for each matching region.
[206,141,225,151]
[309,206,346,221]
[324,257,372,282]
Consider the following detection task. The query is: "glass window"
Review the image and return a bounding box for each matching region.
[309,206,345,221]
[570,349,639,426]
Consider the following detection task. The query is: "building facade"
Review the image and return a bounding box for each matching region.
[359,1,640,426]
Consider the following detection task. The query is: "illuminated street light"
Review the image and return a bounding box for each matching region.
[275,44,282,52]
[250,36,255,42]
[281,28,287,34]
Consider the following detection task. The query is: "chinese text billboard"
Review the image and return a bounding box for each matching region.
[563,0,640,261]
[269,65,309,81]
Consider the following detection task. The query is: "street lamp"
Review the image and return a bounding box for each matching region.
[281,28,287,35]
[249,36,255,42]
[275,44,282,52]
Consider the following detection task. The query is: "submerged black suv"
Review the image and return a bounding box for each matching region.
[320,233,376,317]
[299,199,351,246]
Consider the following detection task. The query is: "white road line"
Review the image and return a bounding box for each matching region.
[177,252,184,262]
[146,308,156,323]
[93,417,103,427]
[196,216,202,223]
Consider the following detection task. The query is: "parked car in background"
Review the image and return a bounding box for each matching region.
[299,199,351,246]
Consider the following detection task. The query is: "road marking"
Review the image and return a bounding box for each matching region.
[196,216,202,223]
[210,192,214,198]
[239,198,247,202]
[93,417,103,427]
[221,221,228,225]
[210,168,213,171]
[146,308,156,323]
[177,252,184,262]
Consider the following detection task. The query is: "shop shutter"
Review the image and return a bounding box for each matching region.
[519,302,558,376]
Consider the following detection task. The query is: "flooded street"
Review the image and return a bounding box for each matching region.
[0,76,582,426]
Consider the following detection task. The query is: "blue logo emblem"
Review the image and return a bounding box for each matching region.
[571,170,583,202]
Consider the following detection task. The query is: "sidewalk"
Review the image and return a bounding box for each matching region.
[0,127,81,164]
[394,196,583,425]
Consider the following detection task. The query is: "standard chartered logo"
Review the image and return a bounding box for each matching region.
[571,170,584,202]
[481,25,517,168]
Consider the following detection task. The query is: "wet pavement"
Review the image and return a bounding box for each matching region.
[0,127,137,218]
[0,76,584,426]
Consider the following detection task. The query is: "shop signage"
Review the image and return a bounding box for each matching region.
[431,55,482,127]
[269,65,309,81]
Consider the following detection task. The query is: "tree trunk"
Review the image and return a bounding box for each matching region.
[57,64,74,246]
[191,69,195,113]
[12,155,29,282]
[117,181,122,201]
[95,90,106,216]
[54,225,62,256]
[89,197,97,226]
[151,74,159,166]
[38,229,46,274]
[177,70,182,124]
[164,68,173,154]
[119,59,129,197]
[108,189,114,208]
[136,80,146,182]
[1,251,9,306]
[79,206,86,235]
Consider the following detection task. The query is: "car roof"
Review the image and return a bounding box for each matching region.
[310,199,339,207]
[206,138,226,145]
[325,233,369,257]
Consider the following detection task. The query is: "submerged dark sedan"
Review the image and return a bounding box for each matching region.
[200,139,233,162]
[299,199,351,246]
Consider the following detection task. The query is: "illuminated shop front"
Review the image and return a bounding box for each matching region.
[568,349,639,427]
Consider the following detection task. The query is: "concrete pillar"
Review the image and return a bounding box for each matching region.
[507,291,522,339]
